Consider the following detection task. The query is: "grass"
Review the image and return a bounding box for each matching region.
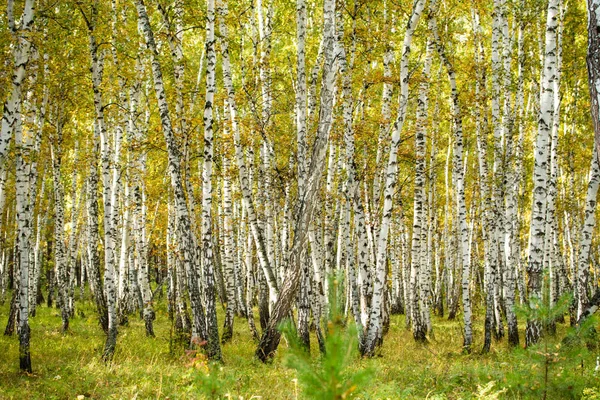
[1,290,599,399]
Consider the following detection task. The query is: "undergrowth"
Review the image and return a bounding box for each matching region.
[0,288,599,399]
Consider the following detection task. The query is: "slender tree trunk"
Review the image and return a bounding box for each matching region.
[430,0,472,351]
[15,102,33,373]
[473,6,494,353]
[135,0,207,346]
[51,119,70,333]
[86,136,108,334]
[364,0,427,357]
[526,0,560,347]
[255,0,336,361]
[200,0,221,361]
[411,36,433,343]
[221,152,236,344]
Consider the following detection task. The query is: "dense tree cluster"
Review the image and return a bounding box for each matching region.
[1,0,599,372]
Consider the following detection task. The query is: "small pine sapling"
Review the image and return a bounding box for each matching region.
[281,274,372,399]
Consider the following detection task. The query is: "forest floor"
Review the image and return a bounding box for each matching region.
[1,291,600,399]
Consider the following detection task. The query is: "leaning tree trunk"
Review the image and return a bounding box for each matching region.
[255,0,336,362]
[295,0,312,351]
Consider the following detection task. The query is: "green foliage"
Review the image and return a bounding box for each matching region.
[515,292,572,327]
[583,387,600,400]
[280,275,372,399]
[502,293,598,399]
[182,359,234,399]
[2,290,600,399]
[474,381,507,399]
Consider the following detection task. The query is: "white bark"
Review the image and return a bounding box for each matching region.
[411,36,433,342]
[430,0,472,350]
[365,0,427,356]
[51,120,70,333]
[526,0,560,347]
[201,0,221,360]
[135,0,207,345]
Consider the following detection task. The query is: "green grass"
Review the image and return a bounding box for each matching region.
[1,292,599,399]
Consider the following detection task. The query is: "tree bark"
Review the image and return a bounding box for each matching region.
[526,0,560,347]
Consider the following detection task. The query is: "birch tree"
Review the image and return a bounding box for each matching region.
[256,0,336,361]
[364,0,427,357]
[526,0,560,347]
[135,0,207,347]
[430,0,472,351]
[583,0,600,319]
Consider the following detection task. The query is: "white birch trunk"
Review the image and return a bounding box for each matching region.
[526,0,560,347]
[201,0,221,360]
[365,0,427,356]
[221,149,236,343]
[51,122,70,333]
[135,0,207,346]
[430,1,472,350]
[256,0,336,361]
[411,36,433,342]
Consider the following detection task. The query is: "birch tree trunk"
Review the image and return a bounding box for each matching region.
[503,1,526,346]
[364,0,427,357]
[15,107,33,372]
[135,0,207,346]
[472,6,495,353]
[221,141,236,344]
[79,4,110,337]
[526,0,560,347]
[2,0,36,373]
[30,181,46,316]
[337,7,368,349]
[200,0,222,361]
[67,142,80,316]
[51,118,70,333]
[430,0,472,351]
[80,3,120,359]
[256,0,336,361]
[86,125,108,334]
[411,36,433,342]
